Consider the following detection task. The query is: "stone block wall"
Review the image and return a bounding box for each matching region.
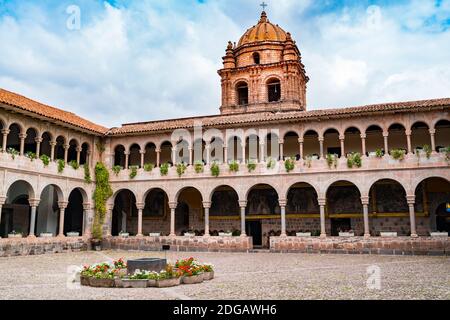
[0,237,88,257]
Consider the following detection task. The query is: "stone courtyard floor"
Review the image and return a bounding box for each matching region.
[0,250,448,300]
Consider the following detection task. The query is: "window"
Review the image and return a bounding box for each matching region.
[267,79,281,102]
[236,82,249,106]
[253,52,260,65]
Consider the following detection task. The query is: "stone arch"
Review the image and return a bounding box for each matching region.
[24,127,38,154]
[387,123,407,153]
[235,80,249,106]
[227,135,243,163]
[175,186,204,235]
[434,119,450,152]
[111,189,137,236]
[79,142,90,165]
[410,121,431,152]
[286,182,319,214]
[283,131,300,160]
[35,184,64,236]
[266,77,282,102]
[6,123,22,151]
[303,129,320,159]
[129,143,141,167]
[64,188,85,236]
[323,128,341,157]
[114,144,126,167]
[160,141,173,165]
[6,180,35,203]
[344,126,362,155]
[210,136,224,163]
[40,131,53,158]
[55,135,66,160]
[365,125,384,155]
[144,142,157,166]
[67,139,78,163]
[246,183,280,216]
[265,131,279,160]
[174,186,204,204]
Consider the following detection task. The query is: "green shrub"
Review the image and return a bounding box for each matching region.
[284,157,295,172]
[194,161,204,173]
[391,149,406,161]
[57,159,65,173]
[229,161,239,172]
[84,163,92,184]
[176,163,187,177]
[347,152,362,168]
[326,153,338,169]
[160,163,169,176]
[69,160,79,170]
[375,149,384,158]
[92,162,113,240]
[247,160,257,172]
[210,162,220,177]
[129,165,139,179]
[25,151,37,161]
[40,154,50,167]
[112,165,122,176]
[423,144,432,159]
[144,163,154,172]
[7,147,18,159]
[266,157,276,169]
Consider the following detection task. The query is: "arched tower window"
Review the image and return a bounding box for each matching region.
[236,82,249,106]
[267,78,281,102]
[253,52,260,65]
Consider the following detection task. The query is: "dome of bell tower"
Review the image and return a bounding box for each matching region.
[237,11,288,47]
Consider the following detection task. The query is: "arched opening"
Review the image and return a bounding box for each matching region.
[236,81,249,106]
[80,143,89,165]
[210,186,240,236]
[112,190,137,236]
[369,179,409,235]
[40,132,52,158]
[344,127,362,155]
[227,136,243,163]
[36,185,60,236]
[324,128,341,158]
[144,143,157,166]
[6,123,21,152]
[415,177,450,233]
[67,139,78,163]
[284,132,300,160]
[303,130,320,159]
[287,182,319,235]
[143,188,169,235]
[326,181,362,236]
[265,132,279,161]
[253,52,260,65]
[245,134,260,163]
[267,78,281,102]
[210,137,224,164]
[411,122,431,153]
[55,136,66,161]
[176,139,190,165]
[129,144,141,168]
[388,124,407,154]
[114,145,126,167]
[64,189,84,236]
[1,181,33,237]
[365,125,384,156]
[0,120,3,149]
[434,120,450,152]
[246,184,280,247]
[176,187,203,236]
[160,141,173,166]
[193,139,206,164]
[24,128,37,155]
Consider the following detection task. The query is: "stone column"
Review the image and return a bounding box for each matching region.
[64,144,69,163]
[156,149,161,167]
[361,196,370,238]
[223,145,228,164]
[28,199,40,237]
[241,143,246,164]
[279,139,284,161]
[360,134,367,157]
[205,144,211,165]
[383,132,389,156]
[239,200,247,237]
[171,147,176,165]
[1,129,9,151]
[19,133,27,156]
[189,147,193,166]
[318,198,326,238]
[319,137,324,159]
[299,138,304,160]
[203,201,211,237]
[124,151,130,169]
[50,141,56,161]
[83,203,92,238]
[429,129,436,153]
[0,196,5,227]
[76,147,82,164]
[406,130,412,155]
[136,202,144,237]
[35,138,43,158]
[339,135,345,158]
[259,142,265,163]
[407,195,418,238]
[140,150,145,168]
[58,201,68,237]
[169,202,177,237]
[279,199,287,237]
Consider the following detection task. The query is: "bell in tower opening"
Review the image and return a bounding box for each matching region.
[218,10,309,115]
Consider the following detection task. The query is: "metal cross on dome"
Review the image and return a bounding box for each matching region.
[260,2,268,11]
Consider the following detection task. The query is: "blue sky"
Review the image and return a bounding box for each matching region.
[0,0,449,127]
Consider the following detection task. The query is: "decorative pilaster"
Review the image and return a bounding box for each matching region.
[58,201,68,237]
[407,195,418,238]
[136,202,145,237]
[169,202,177,237]
[279,199,287,237]
[318,198,326,237]
[28,198,40,237]
[35,138,43,158]
[361,196,370,238]
[239,200,247,237]
[360,133,367,157]
[203,201,211,237]
[19,133,27,156]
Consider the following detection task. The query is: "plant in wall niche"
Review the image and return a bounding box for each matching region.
[391,149,406,161]
[69,160,80,170]
[375,149,384,158]
[84,163,92,184]
[266,157,276,169]
[112,165,122,176]
[160,163,169,176]
[347,152,362,169]
[7,148,18,159]
[229,161,239,172]
[92,162,113,240]
[176,163,187,177]
[194,161,204,173]
[210,162,220,177]
[25,151,37,161]
[129,166,139,179]
[40,154,50,167]
[284,157,295,172]
[144,163,154,172]
[326,153,338,169]
[95,140,105,155]
[57,159,65,173]
[247,160,257,172]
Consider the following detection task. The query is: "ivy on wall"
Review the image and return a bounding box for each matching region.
[92,162,113,240]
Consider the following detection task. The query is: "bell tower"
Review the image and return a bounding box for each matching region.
[218,11,309,115]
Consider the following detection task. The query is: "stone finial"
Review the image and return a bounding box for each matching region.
[227,41,233,50]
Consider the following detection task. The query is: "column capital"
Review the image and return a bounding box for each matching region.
[58,201,68,209]
[405,129,412,136]
[124,151,130,156]
[76,146,82,152]
[360,133,367,139]
[361,196,370,205]
[155,148,161,153]
[64,144,70,150]
[82,203,92,211]
[50,141,57,146]
[19,133,27,139]
[339,135,345,141]
[239,200,247,208]
[298,138,304,143]
[318,136,324,142]
[429,128,436,135]
[278,139,284,144]
[202,201,211,209]
[169,201,177,210]
[136,202,145,210]
[382,131,389,138]
[318,198,326,206]
[406,195,415,205]
[0,195,7,205]
[139,150,146,155]
[278,199,287,207]
[1,129,10,135]
[35,137,43,143]
[29,198,40,207]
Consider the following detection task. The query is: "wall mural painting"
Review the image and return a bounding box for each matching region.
[286,187,319,214]
[327,186,362,214]
[210,191,239,216]
[247,188,280,215]
[144,190,166,217]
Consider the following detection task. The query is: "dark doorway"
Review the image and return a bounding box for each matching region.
[436,203,450,232]
[331,218,351,236]
[0,208,13,238]
[64,189,84,235]
[246,220,262,247]
[176,202,190,234]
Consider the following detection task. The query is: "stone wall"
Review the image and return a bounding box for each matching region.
[0,237,88,257]
[270,236,450,255]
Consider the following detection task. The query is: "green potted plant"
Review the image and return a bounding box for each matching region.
[247,160,257,172]
[229,160,239,172]
[284,157,295,172]
[25,151,37,161]
[176,163,187,177]
[391,149,406,161]
[210,162,220,177]
[347,152,362,168]
[129,165,139,179]
[194,161,204,173]
[7,147,19,159]
[266,157,276,169]
[112,165,122,176]
[57,159,65,173]
[122,271,152,288]
[144,163,154,172]
[202,264,215,281]
[40,154,50,167]
[160,163,169,176]
[84,164,92,183]
[69,160,79,170]
[326,153,338,169]
[156,264,182,288]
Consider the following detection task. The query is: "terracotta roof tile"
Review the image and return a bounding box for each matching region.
[0,88,108,134]
[109,98,450,135]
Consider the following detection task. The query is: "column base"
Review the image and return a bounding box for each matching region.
[364,234,371,239]
[57,234,66,238]
[320,233,327,238]
[27,235,36,239]
[169,233,176,237]
[240,233,247,237]
[203,234,210,238]
[280,233,287,238]
[136,234,144,238]
[411,233,419,238]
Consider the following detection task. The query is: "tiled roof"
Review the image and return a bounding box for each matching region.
[108,98,450,135]
[0,88,108,134]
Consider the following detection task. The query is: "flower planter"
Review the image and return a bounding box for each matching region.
[89,277,115,288]
[40,233,53,238]
[147,279,157,287]
[67,232,79,237]
[184,233,195,237]
[311,155,319,160]
[122,279,149,288]
[368,152,377,157]
[91,240,102,251]
[80,276,90,287]
[114,277,124,288]
[203,271,214,281]
[182,274,204,285]
[156,277,181,288]
[218,232,232,237]
[8,234,23,239]
[119,233,130,238]
[148,233,161,237]
[338,232,354,237]
[380,232,397,237]
[430,232,448,237]
[296,232,312,237]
